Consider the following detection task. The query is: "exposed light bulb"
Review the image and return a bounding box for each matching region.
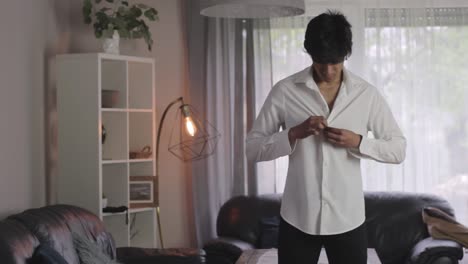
[185,116,197,136]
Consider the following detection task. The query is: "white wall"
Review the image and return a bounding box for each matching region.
[0,1,51,219]
[0,0,194,248]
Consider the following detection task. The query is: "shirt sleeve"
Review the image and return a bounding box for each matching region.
[349,90,406,164]
[246,83,296,162]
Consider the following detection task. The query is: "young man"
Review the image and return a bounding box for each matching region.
[246,11,406,264]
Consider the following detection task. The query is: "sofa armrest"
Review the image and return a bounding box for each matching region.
[409,237,463,264]
[203,237,255,264]
[116,247,206,264]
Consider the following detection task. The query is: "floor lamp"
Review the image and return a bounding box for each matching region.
[156,97,220,248]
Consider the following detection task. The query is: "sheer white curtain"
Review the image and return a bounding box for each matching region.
[253,2,468,224]
[185,0,258,246]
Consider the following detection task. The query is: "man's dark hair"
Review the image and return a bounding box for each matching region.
[304,10,352,64]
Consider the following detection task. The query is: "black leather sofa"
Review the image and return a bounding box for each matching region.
[203,192,464,264]
[0,204,205,264]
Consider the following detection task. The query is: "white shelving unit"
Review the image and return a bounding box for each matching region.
[56,53,158,248]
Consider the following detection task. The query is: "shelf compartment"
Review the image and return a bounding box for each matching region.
[101,111,128,160]
[129,209,156,248]
[101,59,127,109]
[128,61,153,109]
[129,112,153,160]
[103,214,129,247]
[130,162,154,176]
[102,163,128,208]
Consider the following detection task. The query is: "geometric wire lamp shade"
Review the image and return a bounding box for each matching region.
[168,104,220,161]
[200,0,305,18]
[155,97,220,249]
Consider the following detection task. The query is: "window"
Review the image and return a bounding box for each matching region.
[254,8,468,223]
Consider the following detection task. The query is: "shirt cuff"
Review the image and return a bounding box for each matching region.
[358,136,372,157]
[277,128,297,155]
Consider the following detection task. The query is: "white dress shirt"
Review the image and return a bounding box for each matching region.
[246,67,406,235]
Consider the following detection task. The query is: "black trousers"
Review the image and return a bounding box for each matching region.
[278,217,368,264]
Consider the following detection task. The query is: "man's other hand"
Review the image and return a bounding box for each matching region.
[288,116,327,145]
[324,127,362,148]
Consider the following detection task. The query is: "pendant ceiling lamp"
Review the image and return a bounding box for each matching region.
[200,0,305,18]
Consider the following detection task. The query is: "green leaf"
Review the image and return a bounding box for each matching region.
[144,10,154,21]
[94,25,103,38]
[118,28,131,38]
[83,0,93,24]
[130,6,142,18]
[96,11,109,21]
[131,30,143,38]
[149,8,158,15]
[113,18,126,31]
[144,8,158,21]
[117,6,126,16]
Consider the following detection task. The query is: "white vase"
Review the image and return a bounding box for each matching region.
[102,31,120,54]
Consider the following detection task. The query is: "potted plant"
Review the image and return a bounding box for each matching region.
[83,0,158,53]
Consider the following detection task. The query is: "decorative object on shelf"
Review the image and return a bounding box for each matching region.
[101,89,120,108]
[129,176,157,209]
[155,97,221,248]
[101,125,107,144]
[129,145,152,159]
[82,0,159,52]
[102,205,128,213]
[102,194,108,208]
[200,0,305,18]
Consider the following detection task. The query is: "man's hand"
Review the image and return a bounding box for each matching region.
[288,116,327,145]
[324,127,362,148]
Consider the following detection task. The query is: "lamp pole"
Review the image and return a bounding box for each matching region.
[155,96,184,248]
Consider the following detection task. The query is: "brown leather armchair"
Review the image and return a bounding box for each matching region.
[0,204,205,264]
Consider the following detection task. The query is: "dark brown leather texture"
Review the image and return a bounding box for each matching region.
[0,204,205,264]
[0,204,115,264]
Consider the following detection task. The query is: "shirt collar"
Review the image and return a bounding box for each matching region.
[294,66,352,97]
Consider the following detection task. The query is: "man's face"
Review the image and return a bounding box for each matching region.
[312,61,344,83]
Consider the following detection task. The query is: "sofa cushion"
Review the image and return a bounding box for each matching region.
[217,195,281,245]
[31,244,69,264]
[0,218,40,263]
[73,232,120,264]
[9,205,115,264]
[257,216,280,249]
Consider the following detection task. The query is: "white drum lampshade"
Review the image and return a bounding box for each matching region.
[200,0,305,18]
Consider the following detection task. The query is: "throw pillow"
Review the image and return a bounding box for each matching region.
[31,244,69,264]
[257,216,280,249]
[72,232,120,264]
[423,207,468,248]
